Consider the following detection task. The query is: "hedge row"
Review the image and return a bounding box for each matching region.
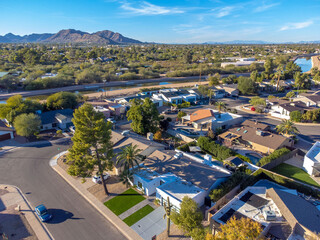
[197,136,235,161]
[257,148,291,167]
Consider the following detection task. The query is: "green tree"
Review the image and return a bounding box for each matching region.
[286,91,296,99]
[250,70,259,82]
[276,119,299,135]
[177,111,187,120]
[116,144,144,173]
[171,196,203,234]
[290,111,302,122]
[215,101,226,113]
[13,113,41,138]
[264,58,275,78]
[127,98,160,135]
[237,77,257,95]
[46,92,79,110]
[67,103,114,195]
[275,64,284,91]
[249,97,266,107]
[211,216,263,240]
[208,73,220,87]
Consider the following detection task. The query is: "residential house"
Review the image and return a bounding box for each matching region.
[269,100,313,120]
[93,106,111,119]
[114,95,163,107]
[88,101,126,118]
[39,109,73,131]
[218,121,293,154]
[181,109,243,131]
[217,84,239,97]
[303,141,320,176]
[211,185,320,239]
[0,120,14,141]
[109,131,167,175]
[133,150,231,210]
[154,89,197,104]
[294,93,320,107]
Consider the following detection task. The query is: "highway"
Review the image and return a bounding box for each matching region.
[0,140,125,240]
[0,73,251,100]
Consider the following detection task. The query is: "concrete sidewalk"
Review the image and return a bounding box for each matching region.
[50,154,143,240]
[0,185,53,240]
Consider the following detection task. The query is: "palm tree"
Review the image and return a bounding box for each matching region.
[275,65,284,91]
[215,101,226,113]
[116,144,144,173]
[163,197,172,237]
[119,169,133,187]
[276,119,300,136]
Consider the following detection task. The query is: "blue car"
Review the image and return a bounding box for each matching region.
[35,204,52,222]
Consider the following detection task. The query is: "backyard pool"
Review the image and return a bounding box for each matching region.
[245,153,262,165]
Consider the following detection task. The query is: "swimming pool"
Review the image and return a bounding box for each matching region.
[245,153,262,165]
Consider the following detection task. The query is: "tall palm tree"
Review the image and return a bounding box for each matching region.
[276,119,300,135]
[215,101,226,113]
[116,144,144,173]
[119,169,133,187]
[275,65,284,91]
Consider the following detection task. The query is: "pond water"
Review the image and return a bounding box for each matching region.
[294,58,312,73]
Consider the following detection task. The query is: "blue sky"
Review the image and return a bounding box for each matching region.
[1,0,320,43]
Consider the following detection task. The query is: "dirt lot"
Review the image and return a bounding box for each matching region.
[86,81,209,100]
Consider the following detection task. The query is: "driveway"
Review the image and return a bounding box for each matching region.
[131,207,166,240]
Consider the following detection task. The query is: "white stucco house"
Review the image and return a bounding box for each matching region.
[303,141,320,176]
[133,150,231,211]
[154,89,197,104]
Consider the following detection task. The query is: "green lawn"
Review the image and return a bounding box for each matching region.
[271,163,320,187]
[104,188,145,216]
[123,205,154,226]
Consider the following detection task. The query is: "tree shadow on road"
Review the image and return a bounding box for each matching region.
[47,209,84,224]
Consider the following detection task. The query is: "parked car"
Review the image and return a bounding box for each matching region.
[92,173,110,184]
[35,204,52,222]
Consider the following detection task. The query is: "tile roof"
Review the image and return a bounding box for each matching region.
[267,188,320,235]
[225,126,289,150]
[190,109,215,122]
[242,120,270,130]
[143,150,230,190]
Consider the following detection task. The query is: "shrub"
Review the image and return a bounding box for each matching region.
[257,148,291,167]
[197,136,235,161]
[210,171,248,202]
[235,154,251,163]
[290,111,302,122]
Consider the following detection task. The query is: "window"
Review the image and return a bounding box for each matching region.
[52,123,57,127]
[138,181,143,189]
[160,180,165,185]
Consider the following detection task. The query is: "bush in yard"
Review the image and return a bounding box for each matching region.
[257,148,291,167]
[210,171,248,202]
[290,110,302,122]
[197,136,235,161]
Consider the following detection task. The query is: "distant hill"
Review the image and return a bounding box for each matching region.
[0,29,142,44]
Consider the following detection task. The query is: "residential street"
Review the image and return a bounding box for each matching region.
[0,140,125,240]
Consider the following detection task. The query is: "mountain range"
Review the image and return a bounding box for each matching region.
[0,29,142,44]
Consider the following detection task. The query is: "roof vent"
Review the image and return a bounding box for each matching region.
[263,210,276,221]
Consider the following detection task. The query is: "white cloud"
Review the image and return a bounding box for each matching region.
[254,2,279,12]
[214,6,235,18]
[280,21,313,31]
[120,1,184,15]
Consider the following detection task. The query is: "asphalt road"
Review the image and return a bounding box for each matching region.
[0,140,125,240]
[0,73,251,100]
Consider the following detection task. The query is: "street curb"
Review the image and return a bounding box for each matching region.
[1,184,54,240]
[50,153,143,240]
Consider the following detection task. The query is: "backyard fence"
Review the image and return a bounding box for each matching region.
[262,148,302,170]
